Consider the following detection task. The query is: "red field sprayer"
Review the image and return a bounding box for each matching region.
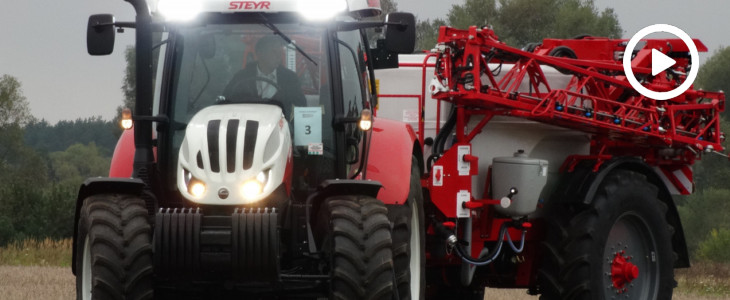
[375,25,724,299]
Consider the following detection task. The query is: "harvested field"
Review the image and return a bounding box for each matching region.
[0,265,727,300]
[0,266,74,300]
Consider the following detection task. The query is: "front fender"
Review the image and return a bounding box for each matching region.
[109,129,135,178]
[366,118,418,205]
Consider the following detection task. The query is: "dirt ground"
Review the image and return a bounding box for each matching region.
[0,265,723,300]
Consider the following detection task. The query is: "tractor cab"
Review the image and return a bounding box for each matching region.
[88,0,415,206]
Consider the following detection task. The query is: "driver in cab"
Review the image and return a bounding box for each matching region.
[222,35,306,117]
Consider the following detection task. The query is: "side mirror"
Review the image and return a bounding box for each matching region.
[384,12,415,54]
[371,39,398,69]
[87,14,116,55]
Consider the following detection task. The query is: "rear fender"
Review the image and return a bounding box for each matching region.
[71,178,146,274]
[367,117,419,205]
[553,157,689,268]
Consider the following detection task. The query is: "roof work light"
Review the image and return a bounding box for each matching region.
[157,0,202,21]
[298,0,347,20]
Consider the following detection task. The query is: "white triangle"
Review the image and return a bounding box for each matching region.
[652,49,676,76]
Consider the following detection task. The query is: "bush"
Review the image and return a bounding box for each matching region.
[698,228,730,263]
[677,188,730,254]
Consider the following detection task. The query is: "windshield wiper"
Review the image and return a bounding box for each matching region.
[259,14,318,67]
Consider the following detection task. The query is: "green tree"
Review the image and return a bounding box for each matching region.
[697,228,730,262]
[677,188,730,254]
[0,75,40,182]
[122,46,136,111]
[0,75,34,126]
[692,117,730,190]
[696,46,730,119]
[0,75,53,244]
[414,0,622,51]
[692,47,730,193]
[49,143,111,186]
[25,117,118,155]
[446,0,497,33]
[415,18,447,52]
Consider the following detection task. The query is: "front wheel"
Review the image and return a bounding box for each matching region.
[538,170,675,300]
[75,194,153,300]
[389,156,426,300]
[319,195,395,300]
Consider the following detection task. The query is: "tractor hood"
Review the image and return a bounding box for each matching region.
[177,104,291,205]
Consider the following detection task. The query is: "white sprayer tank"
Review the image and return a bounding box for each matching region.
[492,150,548,217]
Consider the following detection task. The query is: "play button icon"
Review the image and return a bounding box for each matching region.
[623,24,700,101]
[651,48,676,76]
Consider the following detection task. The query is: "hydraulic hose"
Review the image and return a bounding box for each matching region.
[427,106,457,169]
[435,221,527,266]
[435,106,457,155]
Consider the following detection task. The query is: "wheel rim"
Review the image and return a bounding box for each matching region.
[81,236,92,300]
[602,212,659,299]
[409,201,422,300]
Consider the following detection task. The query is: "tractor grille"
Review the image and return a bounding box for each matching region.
[154,207,279,281]
[202,119,258,173]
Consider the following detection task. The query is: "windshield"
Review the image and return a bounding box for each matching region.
[169,23,328,123]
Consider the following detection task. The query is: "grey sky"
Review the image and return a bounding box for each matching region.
[2,0,728,124]
[1,0,135,124]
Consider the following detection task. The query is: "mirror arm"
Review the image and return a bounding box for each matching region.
[383,21,409,30]
[114,21,136,29]
[133,114,169,124]
[91,21,136,29]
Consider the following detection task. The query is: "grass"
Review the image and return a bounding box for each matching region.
[0,238,72,267]
[676,261,730,298]
[0,238,729,299]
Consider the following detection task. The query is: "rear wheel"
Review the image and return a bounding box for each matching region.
[319,195,395,300]
[538,170,675,300]
[389,157,426,300]
[75,194,153,300]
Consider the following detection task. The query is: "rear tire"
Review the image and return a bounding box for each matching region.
[389,156,426,300]
[75,194,153,300]
[319,195,395,300]
[538,170,675,300]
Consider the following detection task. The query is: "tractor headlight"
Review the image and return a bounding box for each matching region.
[241,170,269,200]
[189,181,206,198]
[183,168,206,198]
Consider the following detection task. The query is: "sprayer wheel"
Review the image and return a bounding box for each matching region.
[537,170,675,300]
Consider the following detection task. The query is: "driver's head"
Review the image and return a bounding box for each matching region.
[255,35,285,74]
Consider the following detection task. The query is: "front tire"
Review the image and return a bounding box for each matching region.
[319,195,395,300]
[75,194,153,300]
[389,157,426,300]
[538,170,675,300]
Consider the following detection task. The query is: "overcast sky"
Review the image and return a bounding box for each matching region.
[1,0,728,124]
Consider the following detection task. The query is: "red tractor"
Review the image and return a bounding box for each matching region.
[375,25,724,299]
[74,0,425,299]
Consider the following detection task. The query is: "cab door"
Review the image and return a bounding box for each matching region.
[333,29,371,179]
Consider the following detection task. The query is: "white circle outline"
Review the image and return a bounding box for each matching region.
[622,24,699,101]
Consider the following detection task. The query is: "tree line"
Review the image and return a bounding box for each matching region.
[0,74,118,244]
